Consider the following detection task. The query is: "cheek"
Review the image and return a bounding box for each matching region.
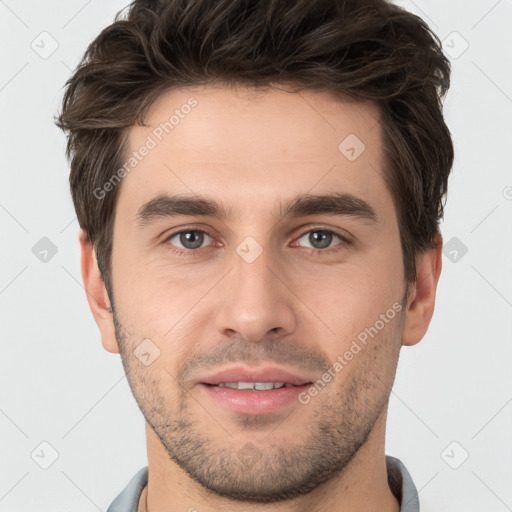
[305,262,404,354]
[110,229,195,331]
[112,259,218,362]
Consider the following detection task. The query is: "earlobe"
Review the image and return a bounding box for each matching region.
[79,230,120,354]
[401,233,443,347]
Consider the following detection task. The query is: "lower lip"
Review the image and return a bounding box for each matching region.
[199,383,311,415]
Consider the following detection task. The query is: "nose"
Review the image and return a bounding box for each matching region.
[214,242,297,343]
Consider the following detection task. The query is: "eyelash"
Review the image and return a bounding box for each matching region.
[163,227,352,257]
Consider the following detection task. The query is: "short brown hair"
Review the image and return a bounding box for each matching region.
[56,0,453,295]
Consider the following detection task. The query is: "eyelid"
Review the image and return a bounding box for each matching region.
[163,224,353,254]
[293,224,353,243]
[163,224,351,242]
[291,228,353,254]
[163,225,219,248]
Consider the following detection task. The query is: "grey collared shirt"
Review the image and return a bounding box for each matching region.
[107,455,419,511]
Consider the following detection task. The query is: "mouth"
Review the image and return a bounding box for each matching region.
[198,365,314,387]
[203,381,310,390]
[197,366,315,415]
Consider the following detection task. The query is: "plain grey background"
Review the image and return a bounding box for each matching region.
[1,1,511,510]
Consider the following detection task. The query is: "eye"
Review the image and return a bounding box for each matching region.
[293,229,350,254]
[165,229,214,252]
[163,227,351,257]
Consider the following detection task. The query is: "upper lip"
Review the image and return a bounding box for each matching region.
[199,366,314,386]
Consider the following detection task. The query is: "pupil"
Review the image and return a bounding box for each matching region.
[181,231,203,249]
[310,231,331,249]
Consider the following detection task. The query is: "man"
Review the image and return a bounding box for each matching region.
[56,0,453,510]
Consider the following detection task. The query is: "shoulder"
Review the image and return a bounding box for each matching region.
[386,455,419,512]
[106,466,148,512]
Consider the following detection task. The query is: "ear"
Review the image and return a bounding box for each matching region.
[401,232,443,347]
[79,230,120,354]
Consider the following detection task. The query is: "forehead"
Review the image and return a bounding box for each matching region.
[138,82,382,156]
[118,83,392,225]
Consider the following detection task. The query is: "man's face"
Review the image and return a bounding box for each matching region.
[109,83,408,501]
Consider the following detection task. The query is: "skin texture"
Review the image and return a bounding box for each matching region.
[80,83,442,512]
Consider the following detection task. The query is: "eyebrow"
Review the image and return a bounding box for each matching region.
[136,192,378,226]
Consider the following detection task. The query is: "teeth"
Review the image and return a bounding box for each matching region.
[216,382,287,390]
